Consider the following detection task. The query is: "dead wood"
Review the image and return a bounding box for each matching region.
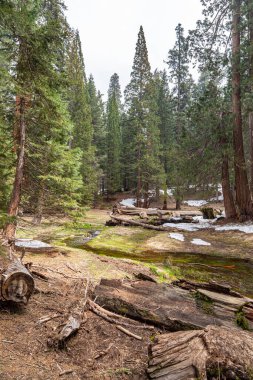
[94,279,253,331]
[114,206,202,217]
[110,214,168,231]
[1,256,34,304]
[148,325,253,380]
[48,279,89,348]
[116,325,142,340]
[36,313,61,325]
[88,298,154,330]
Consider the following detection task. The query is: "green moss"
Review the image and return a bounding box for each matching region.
[236,310,250,330]
[194,291,214,315]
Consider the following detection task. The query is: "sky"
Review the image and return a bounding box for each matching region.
[64,0,203,97]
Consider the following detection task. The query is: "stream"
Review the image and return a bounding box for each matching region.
[64,232,253,298]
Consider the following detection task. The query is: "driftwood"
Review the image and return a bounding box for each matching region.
[1,256,34,304]
[148,325,253,380]
[94,279,253,331]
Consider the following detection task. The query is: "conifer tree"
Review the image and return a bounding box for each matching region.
[154,70,173,208]
[106,74,122,194]
[166,24,194,209]
[66,30,97,205]
[88,75,106,193]
[0,0,83,230]
[124,26,164,207]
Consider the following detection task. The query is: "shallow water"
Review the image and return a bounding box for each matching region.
[65,234,253,298]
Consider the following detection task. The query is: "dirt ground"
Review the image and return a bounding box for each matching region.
[0,249,158,380]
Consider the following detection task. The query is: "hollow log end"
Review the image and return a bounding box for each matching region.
[1,268,35,304]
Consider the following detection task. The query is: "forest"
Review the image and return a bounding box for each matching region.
[1,0,253,379]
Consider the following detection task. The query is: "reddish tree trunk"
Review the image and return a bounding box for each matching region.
[232,0,252,220]
[4,96,26,240]
[248,0,253,194]
[219,113,237,219]
[222,155,237,219]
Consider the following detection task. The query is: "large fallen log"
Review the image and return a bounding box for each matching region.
[94,279,253,331]
[116,206,202,217]
[1,257,34,304]
[110,214,169,231]
[148,325,253,380]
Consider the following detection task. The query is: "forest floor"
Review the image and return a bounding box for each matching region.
[1,196,253,379]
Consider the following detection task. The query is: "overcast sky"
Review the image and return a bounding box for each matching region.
[64,0,203,97]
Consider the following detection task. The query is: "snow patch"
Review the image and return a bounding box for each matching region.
[15,239,52,249]
[120,198,136,207]
[184,200,208,207]
[215,224,253,234]
[163,216,215,232]
[169,233,185,242]
[191,238,211,246]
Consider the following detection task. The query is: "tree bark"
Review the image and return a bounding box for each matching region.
[219,112,237,219]
[148,326,253,380]
[4,96,26,239]
[232,0,253,220]
[248,0,253,195]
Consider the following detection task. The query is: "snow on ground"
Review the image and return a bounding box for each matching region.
[215,224,253,234]
[164,215,253,235]
[191,238,211,246]
[120,198,136,207]
[164,216,214,231]
[15,239,52,248]
[183,200,208,207]
[209,194,224,202]
[169,233,185,242]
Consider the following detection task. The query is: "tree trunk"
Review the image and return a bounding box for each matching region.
[4,96,26,240]
[232,0,252,220]
[176,197,181,210]
[248,0,253,195]
[219,112,237,219]
[222,154,237,218]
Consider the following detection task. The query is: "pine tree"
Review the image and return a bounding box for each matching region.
[0,0,83,231]
[154,70,173,208]
[88,75,106,193]
[124,26,164,207]
[106,74,122,194]
[66,30,97,205]
[166,24,194,209]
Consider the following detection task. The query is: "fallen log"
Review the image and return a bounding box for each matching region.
[94,279,253,331]
[1,257,34,304]
[115,206,202,218]
[110,214,168,231]
[148,325,253,380]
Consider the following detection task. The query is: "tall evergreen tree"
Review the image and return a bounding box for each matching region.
[106,74,122,194]
[0,0,83,231]
[166,24,194,209]
[88,75,106,193]
[66,30,97,205]
[124,26,164,207]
